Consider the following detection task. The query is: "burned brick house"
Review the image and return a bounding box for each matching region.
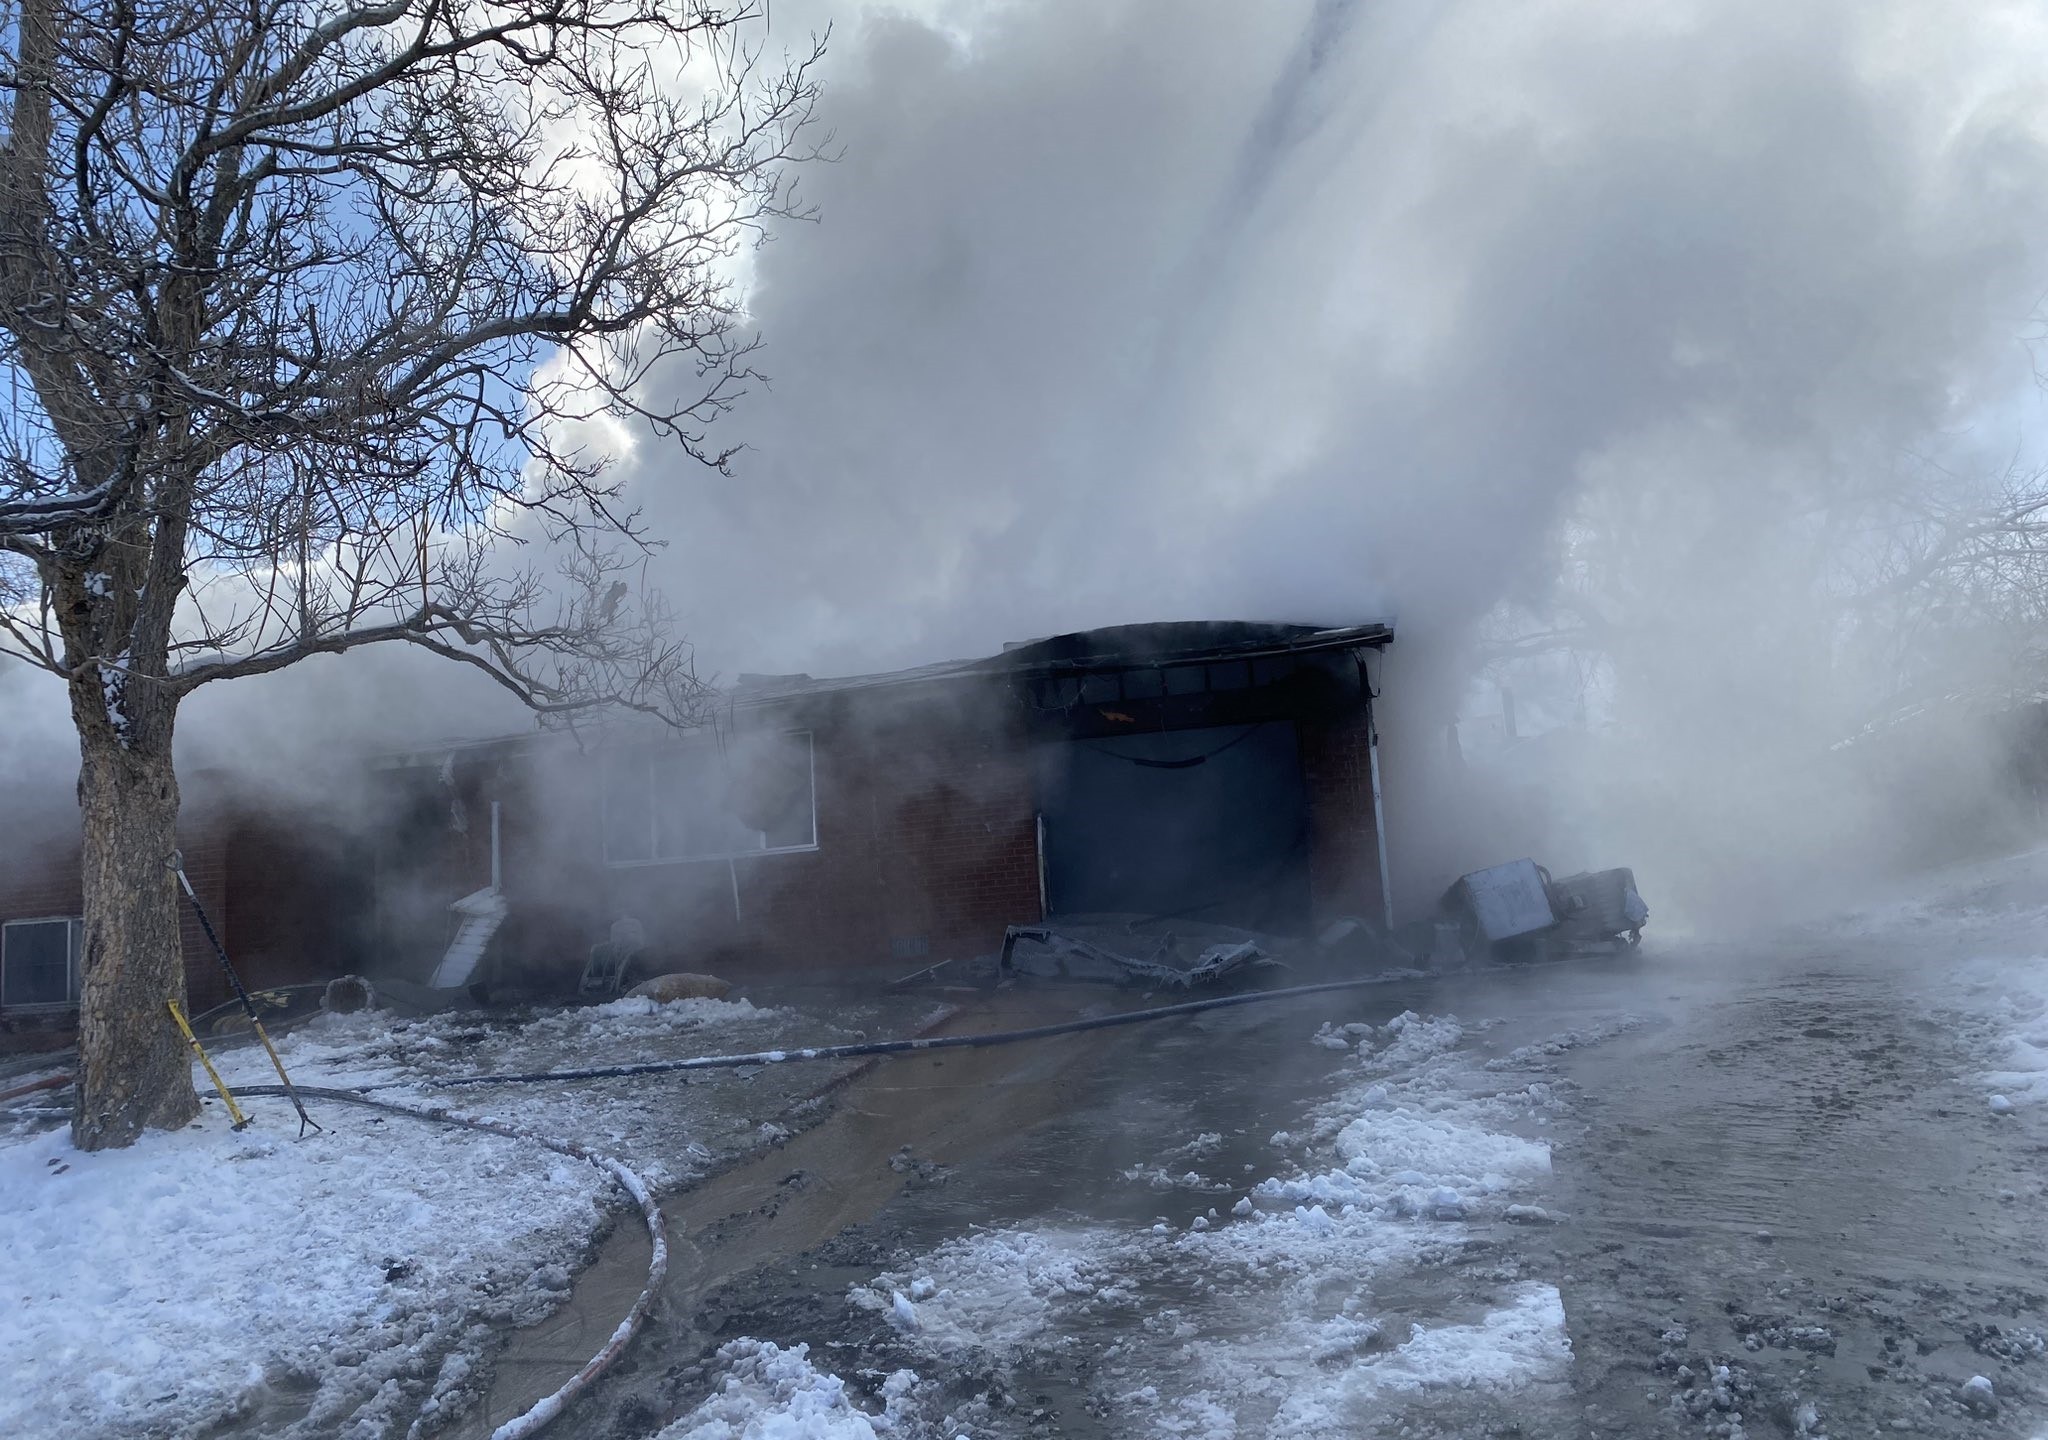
[0,619,1395,1025]
[376,620,1397,988]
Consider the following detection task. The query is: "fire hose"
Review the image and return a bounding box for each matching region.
[349,972,1426,1092]
[193,972,1426,1437]
[220,1081,666,1440]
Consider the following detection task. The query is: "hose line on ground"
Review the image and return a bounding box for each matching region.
[354,972,1428,1092]
[221,1082,667,1440]
[211,971,1427,1438]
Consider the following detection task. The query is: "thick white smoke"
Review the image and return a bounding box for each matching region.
[586,0,2048,914]
[8,0,2048,921]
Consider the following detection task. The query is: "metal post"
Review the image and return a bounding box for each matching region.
[1357,653,1396,937]
[490,800,502,892]
[1367,705,1394,935]
[1035,813,1050,918]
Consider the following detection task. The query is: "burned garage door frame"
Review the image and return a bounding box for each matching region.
[1018,623,1394,934]
[1005,625,1394,935]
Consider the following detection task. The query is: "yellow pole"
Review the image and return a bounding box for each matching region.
[168,1000,250,1130]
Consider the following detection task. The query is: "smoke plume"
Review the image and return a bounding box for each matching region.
[9,0,2048,920]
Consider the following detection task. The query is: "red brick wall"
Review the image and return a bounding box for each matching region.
[1301,705,1388,927]
[583,714,1045,978]
[549,700,1386,980]
[173,822,233,1013]
[221,818,370,999]
[0,807,235,1024]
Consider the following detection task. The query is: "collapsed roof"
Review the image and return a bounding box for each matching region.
[731,619,1394,708]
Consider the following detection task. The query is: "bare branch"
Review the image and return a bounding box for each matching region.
[0,0,823,738]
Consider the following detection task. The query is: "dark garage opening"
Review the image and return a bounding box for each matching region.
[1033,721,1312,934]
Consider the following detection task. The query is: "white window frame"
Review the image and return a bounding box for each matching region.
[1,916,83,1011]
[603,730,819,868]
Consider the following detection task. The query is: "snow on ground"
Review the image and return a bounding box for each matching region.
[692,1004,1579,1438]
[655,1341,923,1440]
[0,993,863,1440]
[210,993,862,1188]
[1973,986,2048,1108]
[1259,1285,1572,1431]
[851,1225,1135,1358]
[1815,845,2048,1110]
[237,994,788,1090]
[1077,1009,1572,1438]
[0,1105,606,1439]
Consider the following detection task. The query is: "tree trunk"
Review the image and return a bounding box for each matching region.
[70,722,200,1150]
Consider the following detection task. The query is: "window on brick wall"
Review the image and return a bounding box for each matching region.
[604,731,817,865]
[1,917,82,1009]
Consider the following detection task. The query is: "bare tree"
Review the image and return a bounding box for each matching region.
[0,0,821,1148]
[1481,456,2048,738]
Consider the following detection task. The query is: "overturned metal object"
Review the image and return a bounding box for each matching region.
[1447,859,1556,946]
[1440,859,1649,961]
[999,923,1282,989]
[1548,867,1649,949]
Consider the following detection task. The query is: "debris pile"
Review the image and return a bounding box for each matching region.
[998,921,1286,989]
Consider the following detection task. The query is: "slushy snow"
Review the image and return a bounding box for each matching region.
[657,1339,921,1439]
[822,1005,1577,1438]
[0,1107,607,1439]
[0,993,828,1438]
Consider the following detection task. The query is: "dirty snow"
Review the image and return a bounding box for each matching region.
[656,1340,921,1439]
[0,1106,607,1439]
[208,994,863,1187]
[0,993,857,1440]
[810,1005,1575,1436]
[1844,849,2048,1112]
[1146,1285,1573,1439]
[852,1225,1133,1358]
[222,994,787,1092]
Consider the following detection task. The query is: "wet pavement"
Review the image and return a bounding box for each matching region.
[513,972,1580,1438]
[449,888,2048,1438]
[1546,936,2048,1438]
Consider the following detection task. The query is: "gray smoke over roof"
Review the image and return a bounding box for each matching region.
[616,0,2048,689]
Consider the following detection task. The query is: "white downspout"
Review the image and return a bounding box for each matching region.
[1035,813,1049,919]
[1365,678,1394,935]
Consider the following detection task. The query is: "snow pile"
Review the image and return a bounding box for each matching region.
[1261,1285,1571,1435]
[657,1340,919,1440]
[1137,1286,1569,1439]
[1330,1105,1550,1192]
[1243,1010,1554,1224]
[1969,985,2048,1107]
[0,1107,608,1439]
[521,994,774,1043]
[851,1225,1132,1357]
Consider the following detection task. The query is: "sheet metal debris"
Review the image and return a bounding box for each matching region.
[999,923,1284,989]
